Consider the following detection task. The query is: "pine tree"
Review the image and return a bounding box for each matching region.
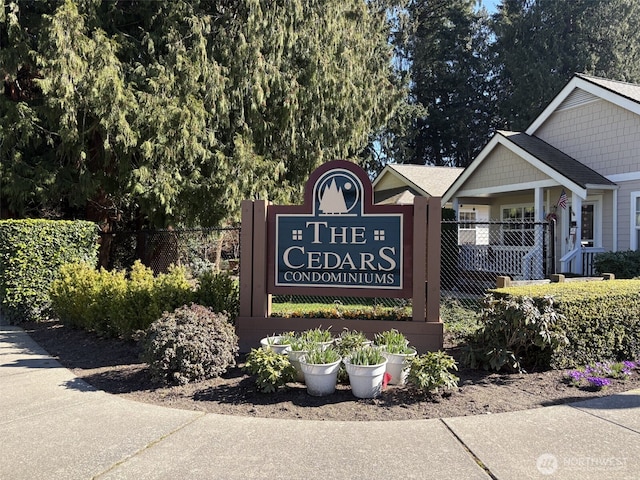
[380,0,496,167]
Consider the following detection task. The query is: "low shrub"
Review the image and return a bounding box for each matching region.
[193,270,239,320]
[406,351,459,394]
[491,280,640,369]
[462,295,568,372]
[142,304,238,385]
[243,348,296,393]
[0,219,98,323]
[50,261,193,337]
[594,250,640,278]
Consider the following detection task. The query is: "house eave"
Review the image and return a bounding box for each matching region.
[372,165,430,197]
[526,75,640,135]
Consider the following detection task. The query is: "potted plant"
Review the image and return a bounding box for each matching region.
[335,329,372,383]
[260,331,294,354]
[374,329,414,385]
[286,335,313,383]
[335,329,372,355]
[301,326,334,350]
[343,347,388,398]
[373,329,409,350]
[382,343,417,386]
[299,346,342,396]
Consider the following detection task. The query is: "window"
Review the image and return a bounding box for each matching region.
[458,210,476,244]
[501,205,535,246]
[632,193,640,250]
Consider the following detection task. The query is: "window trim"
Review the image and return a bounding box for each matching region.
[631,192,640,250]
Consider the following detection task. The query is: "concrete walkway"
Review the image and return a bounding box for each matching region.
[2,324,639,479]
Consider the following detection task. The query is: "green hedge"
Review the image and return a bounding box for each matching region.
[50,261,239,337]
[0,219,98,323]
[50,261,193,337]
[594,250,640,278]
[493,280,640,368]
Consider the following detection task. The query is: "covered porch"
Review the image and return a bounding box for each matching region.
[442,131,618,279]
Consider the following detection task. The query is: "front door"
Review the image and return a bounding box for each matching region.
[562,197,601,253]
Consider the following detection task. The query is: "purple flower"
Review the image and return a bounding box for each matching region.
[623,361,637,370]
[567,370,583,382]
[586,377,611,388]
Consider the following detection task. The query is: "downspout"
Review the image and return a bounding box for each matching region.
[612,189,618,252]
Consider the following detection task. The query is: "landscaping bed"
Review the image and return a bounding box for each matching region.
[23,319,640,421]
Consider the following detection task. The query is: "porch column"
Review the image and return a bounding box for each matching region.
[533,187,544,278]
[452,197,459,218]
[571,192,583,274]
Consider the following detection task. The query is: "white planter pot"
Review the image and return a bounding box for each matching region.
[260,336,291,354]
[286,350,307,382]
[384,348,417,385]
[299,358,341,396]
[344,358,388,399]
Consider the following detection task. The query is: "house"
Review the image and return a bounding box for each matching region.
[373,164,465,204]
[373,164,493,247]
[442,73,640,279]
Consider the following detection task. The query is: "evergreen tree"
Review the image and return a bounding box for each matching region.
[493,0,640,131]
[0,0,401,228]
[382,0,496,167]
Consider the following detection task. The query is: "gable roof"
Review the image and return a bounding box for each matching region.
[441,130,616,205]
[373,164,463,198]
[577,73,640,104]
[527,73,640,135]
[500,131,614,189]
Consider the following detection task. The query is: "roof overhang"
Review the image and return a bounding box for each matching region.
[440,133,615,207]
[372,165,430,197]
[526,75,640,135]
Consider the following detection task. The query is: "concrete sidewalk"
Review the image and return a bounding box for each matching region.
[1,324,639,479]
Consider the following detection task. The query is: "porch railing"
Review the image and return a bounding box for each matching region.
[458,245,543,280]
[560,246,605,276]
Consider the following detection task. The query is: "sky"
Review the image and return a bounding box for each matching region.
[478,0,501,14]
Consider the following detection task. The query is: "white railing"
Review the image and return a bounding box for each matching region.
[459,245,543,280]
[560,247,605,275]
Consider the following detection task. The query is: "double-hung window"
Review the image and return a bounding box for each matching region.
[501,205,535,246]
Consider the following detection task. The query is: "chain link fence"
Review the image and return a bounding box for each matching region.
[97,220,551,315]
[441,220,551,309]
[98,227,240,276]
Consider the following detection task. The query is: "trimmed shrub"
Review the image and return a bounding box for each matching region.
[0,219,98,323]
[492,281,640,369]
[142,304,238,385]
[594,250,640,278]
[50,261,193,337]
[194,270,240,320]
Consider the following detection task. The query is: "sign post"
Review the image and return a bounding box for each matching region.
[237,160,443,353]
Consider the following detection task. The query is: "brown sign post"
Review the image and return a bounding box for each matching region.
[236,160,443,353]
